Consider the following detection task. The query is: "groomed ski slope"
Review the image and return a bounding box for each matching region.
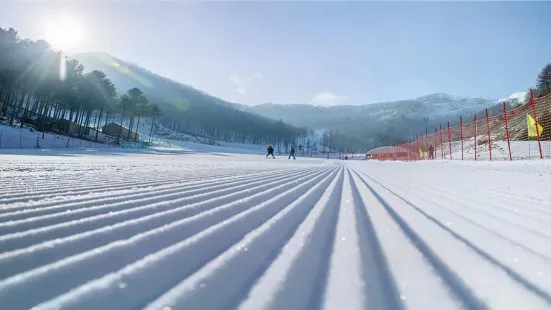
[0,152,551,310]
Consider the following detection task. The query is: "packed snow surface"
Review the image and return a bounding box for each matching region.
[0,150,551,310]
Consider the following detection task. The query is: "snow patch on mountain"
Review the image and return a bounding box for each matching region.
[497,91,528,104]
[412,93,498,117]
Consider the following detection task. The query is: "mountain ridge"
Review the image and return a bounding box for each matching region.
[72,52,526,152]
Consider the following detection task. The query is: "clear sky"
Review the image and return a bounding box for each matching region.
[1,1,550,106]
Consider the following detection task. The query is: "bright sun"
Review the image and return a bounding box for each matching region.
[45,17,82,51]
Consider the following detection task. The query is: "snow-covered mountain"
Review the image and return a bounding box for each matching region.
[242,92,523,150]
[497,91,528,105]
[411,93,497,117]
[246,93,499,130]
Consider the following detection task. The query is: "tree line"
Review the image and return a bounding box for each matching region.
[535,63,551,98]
[0,26,161,143]
[160,105,310,147]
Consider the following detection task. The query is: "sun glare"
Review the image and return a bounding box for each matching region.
[45,17,82,51]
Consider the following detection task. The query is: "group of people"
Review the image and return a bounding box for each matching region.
[266,145,296,159]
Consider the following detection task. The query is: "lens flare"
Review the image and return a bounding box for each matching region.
[46,17,82,51]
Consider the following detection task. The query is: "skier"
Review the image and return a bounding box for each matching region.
[428,144,434,160]
[289,146,296,159]
[266,145,275,158]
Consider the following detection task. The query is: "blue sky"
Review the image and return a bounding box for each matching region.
[1,1,550,106]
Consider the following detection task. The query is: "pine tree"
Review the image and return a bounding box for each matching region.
[536,64,551,97]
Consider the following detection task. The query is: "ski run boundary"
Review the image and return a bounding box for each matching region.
[0,153,550,310]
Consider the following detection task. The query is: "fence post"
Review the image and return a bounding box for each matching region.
[415,134,419,160]
[410,140,414,161]
[434,128,437,160]
[419,134,423,160]
[0,131,2,149]
[412,139,415,161]
[425,130,429,155]
[439,124,444,160]
[397,141,400,161]
[420,134,424,160]
[503,102,512,161]
[530,89,543,159]
[460,116,464,160]
[447,121,452,160]
[474,114,477,161]
[485,108,492,161]
[399,141,403,161]
[36,134,40,148]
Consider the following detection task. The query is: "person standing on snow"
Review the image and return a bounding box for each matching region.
[428,144,434,160]
[289,146,296,159]
[266,145,275,158]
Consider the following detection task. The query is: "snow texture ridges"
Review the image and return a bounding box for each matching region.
[0,152,550,310]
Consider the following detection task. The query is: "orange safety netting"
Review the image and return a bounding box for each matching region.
[371,91,551,161]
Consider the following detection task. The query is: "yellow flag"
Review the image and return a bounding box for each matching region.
[527,114,543,137]
[419,147,423,158]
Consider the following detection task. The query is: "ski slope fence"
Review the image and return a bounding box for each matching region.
[0,125,147,150]
[371,90,551,161]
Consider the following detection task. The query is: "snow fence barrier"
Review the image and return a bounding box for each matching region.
[371,90,551,161]
[0,126,147,150]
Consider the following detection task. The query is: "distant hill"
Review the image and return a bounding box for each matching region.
[239,93,502,149]
[246,93,499,128]
[71,53,307,146]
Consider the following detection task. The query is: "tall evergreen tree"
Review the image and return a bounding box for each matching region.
[537,64,551,97]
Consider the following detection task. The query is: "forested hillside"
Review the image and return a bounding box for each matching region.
[0,26,160,144]
[73,53,308,145]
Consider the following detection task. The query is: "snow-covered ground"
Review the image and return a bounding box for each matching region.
[432,138,551,160]
[126,118,330,157]
[0,116,322,158]
[0,151,550,310]
[0,124,113,150]
[0,120,266,154]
